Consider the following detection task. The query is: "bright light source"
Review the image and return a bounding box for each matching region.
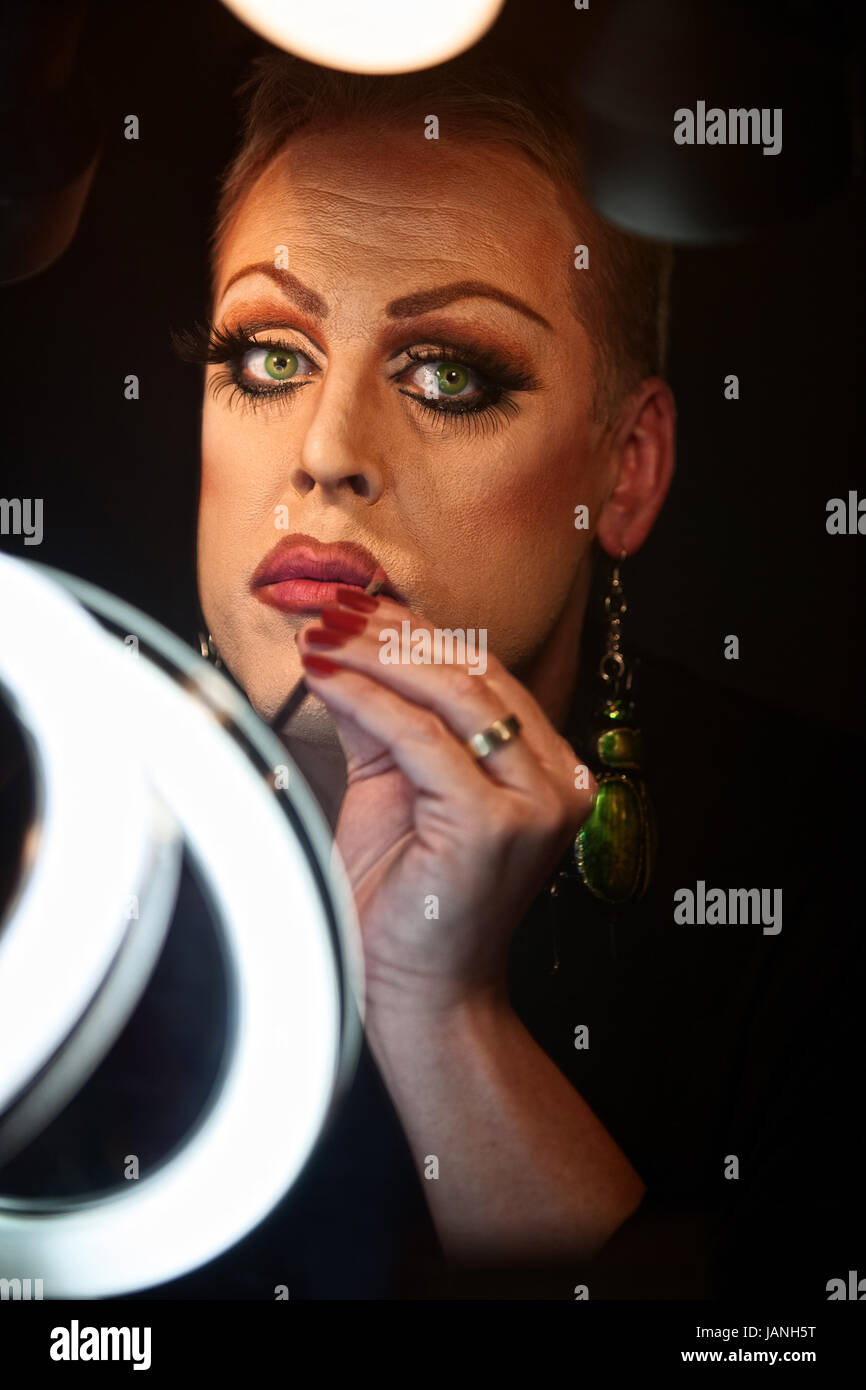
[0,554,179,1143]
[221,0,505,74]
[0,556,362,1296]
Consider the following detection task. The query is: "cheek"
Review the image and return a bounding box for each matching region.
[199,405,230,531]
[429,424,594,607]
[401,430,591,669]
[197,407,261,601]
[200,402,245,502]
[197,413,227,580]
[199,405,274,543]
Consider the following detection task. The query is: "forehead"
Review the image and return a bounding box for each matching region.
[214,124,578,317]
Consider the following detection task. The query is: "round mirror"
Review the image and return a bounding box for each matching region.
[0,554,362,1296]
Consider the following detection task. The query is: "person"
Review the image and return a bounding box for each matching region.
[171,50,863,1300]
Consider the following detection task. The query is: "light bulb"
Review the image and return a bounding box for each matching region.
[221,0,505,75]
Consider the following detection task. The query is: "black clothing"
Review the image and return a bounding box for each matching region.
[503,648,865,1300]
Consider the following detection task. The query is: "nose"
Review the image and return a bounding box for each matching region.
[289,369,386,504]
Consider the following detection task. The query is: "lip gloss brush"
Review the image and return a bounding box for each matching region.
[268,569,386,731]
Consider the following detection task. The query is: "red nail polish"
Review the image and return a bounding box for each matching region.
[306,627,352,647]
[300,652,342,675]
[318,605,368,634]
[334,585,380,613]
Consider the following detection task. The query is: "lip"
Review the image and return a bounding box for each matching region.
[251,532,399,613]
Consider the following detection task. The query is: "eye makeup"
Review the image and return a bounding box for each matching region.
[172,316,541,428]
[171,318,323,366]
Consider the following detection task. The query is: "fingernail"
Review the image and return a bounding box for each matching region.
[306,627,352,648]
[334,585,380,613]
[319,605,368,634]
[299,652,342,675]
[367,566,388,594]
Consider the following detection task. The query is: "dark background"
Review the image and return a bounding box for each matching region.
[1,0,863,733]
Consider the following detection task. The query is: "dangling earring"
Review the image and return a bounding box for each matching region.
[573,548,656,906]
[198,630,223,671]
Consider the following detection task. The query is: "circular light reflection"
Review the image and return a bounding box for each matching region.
[0,558,362,1295]
[221,0,505,74]
[0,554,176,1140]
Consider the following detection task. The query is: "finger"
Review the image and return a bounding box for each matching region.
[307,594,595,808]
[297,654,517,815]
[298,620,552,797]
[482,659,593,804]
[331,591,584,771]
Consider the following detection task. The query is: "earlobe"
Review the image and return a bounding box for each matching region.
[594,378,676,559]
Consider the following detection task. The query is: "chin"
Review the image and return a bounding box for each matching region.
[230,635,300,716]
[236,649,337,744]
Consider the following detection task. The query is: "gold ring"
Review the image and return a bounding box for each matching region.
[466,714,522,760]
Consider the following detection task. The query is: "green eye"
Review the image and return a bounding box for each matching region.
[264,350,298,380]
[435,362,470,395]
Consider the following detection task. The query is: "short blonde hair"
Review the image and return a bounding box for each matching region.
[210,51,673,427]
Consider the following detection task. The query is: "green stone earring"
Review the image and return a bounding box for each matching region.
[574,550,656,906]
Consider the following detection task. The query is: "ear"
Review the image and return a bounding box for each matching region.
[595,378,676,559]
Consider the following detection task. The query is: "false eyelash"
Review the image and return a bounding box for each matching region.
[173,321,539,393]
[170,317,534,431]
[398,389,521,439]
[205,367,313,416]
[401,344,539,395]
[171,317,313,413]
[169,317,289,366]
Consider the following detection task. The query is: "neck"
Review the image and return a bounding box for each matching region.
[282,728,347,831]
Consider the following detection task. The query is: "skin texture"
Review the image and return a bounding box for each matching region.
[198,121,676,1263]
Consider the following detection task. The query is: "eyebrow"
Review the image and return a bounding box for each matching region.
[219,263,329,318]
[386,281,552,330]
[219,264,552,333]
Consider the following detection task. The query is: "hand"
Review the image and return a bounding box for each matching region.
[295,590,596,1018]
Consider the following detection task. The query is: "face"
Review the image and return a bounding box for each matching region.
[198,122,612,741]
